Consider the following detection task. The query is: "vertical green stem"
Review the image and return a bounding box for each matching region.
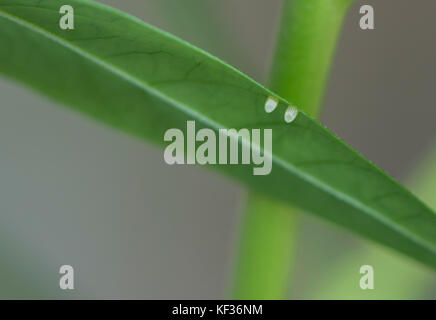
[232,0,354,299]
[270,0,354,115]
[232,193,297,299]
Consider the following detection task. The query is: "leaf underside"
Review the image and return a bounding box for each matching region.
[1,0,436,269]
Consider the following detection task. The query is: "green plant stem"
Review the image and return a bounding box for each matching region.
[308,145,436,299]
[232,0,354,299]
[270,0,354,115]
[232,193,297,299]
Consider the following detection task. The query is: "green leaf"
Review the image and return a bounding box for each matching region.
[1,0,436,268]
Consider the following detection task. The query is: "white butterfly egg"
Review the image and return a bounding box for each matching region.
[284,105,298,123]
[264,96,278,113]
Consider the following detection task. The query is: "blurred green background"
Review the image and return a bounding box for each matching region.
[0,0,435,298]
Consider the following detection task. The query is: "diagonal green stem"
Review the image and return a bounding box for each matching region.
[309,145,436,299]
[232,0,354,299]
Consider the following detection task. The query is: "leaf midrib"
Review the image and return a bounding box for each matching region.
[1,6,435,254]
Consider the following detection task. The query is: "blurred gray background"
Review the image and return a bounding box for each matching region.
[0,0,435,298]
